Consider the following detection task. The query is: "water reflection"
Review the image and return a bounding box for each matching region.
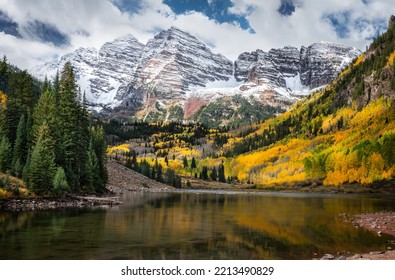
[1,192,394,259]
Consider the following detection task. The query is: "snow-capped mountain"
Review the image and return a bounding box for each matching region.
[29,27,361,125]
[30,34,144,111]
[234,42,360,94]
[114,27,234,121]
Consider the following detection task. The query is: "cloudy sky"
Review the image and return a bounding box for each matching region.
[0,0,394,69]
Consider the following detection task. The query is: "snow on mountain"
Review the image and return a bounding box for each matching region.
[30,34,144,110]
[29,28,361,125]
[127,27,233,98]
[30,47,99,84]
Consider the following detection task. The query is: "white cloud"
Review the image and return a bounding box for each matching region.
[0,0,394,70]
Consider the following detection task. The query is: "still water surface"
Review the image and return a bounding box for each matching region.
[1,191,395,259]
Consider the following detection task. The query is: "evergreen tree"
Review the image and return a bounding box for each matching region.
[183,156,188,168]
[210,167,218,181]
[201,166,208,180]
[191,157,196,169]
[13,114,27,176]
[218,164,226,183]
[42,76,52,94]
[22,148,31,184]
[53,166,70,195]
[90,126,108,189]
[140,160,151,178]
[131,151,138,170]
[174,175,182,188]
[0,55,7,76]
[156,163,163,182]
[53,71,60,99]
[0,136,11,172]
[28,122,56,194]
[85,140,100,192]
[164,168,175,186]
[32,87,56,138]
[28,141,55,194]
[58,62,89,189]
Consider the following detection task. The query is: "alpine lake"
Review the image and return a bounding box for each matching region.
[1,190,395,260]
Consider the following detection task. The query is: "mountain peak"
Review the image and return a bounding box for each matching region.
[29,27,360,125]
[152,26,200,45]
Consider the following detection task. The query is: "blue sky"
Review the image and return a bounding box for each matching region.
[0,0,393,69]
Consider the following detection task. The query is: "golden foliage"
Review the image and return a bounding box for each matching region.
[170,147,201,159]
[0,90,6,104]
[388,50,395,66]
[224,97,394,187]
[0,188,9,198]
[107,144,130,154]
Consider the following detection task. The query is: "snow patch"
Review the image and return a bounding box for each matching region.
[284,73,310,96]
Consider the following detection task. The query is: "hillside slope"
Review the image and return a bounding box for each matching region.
[218,16,395,187]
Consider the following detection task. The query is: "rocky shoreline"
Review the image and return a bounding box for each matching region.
[352,212,395,237]
[323,211,395,260]
[319,250,395,260]
[0,195,122,211]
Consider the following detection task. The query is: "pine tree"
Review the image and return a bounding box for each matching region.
[53,166,70,195]
[89,126,108,189]
[0,55,7,76]
[32,88,56,139]
[22,148,31,184]
[0,136,11,172]
[28,122,56,194]
[13,114,27,175]
[156,163,163,182]
[183,156,188,168]
[191,157,196,169]
[218,164,226,183]
[201,166,208,180]
[85,140,100,192]
[28,141,55,194]
[58,62,89,189]
[210,167,218,181]
[165,168,175,186]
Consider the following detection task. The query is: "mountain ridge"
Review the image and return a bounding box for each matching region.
[29,27,361,126]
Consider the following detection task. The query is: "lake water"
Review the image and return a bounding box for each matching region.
[1,191,395,259]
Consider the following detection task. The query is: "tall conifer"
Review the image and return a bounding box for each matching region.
[28,122,56,194]
[13,114,27,175]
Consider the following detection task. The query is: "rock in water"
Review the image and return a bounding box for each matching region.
[320,254,335,260]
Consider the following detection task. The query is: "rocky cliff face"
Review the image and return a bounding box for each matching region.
[235,42,360,92]
[90,34,144,110]
[299,42,360,88]
[116,27,234,121]
[132,27,233,93]
[30,28,360,126]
